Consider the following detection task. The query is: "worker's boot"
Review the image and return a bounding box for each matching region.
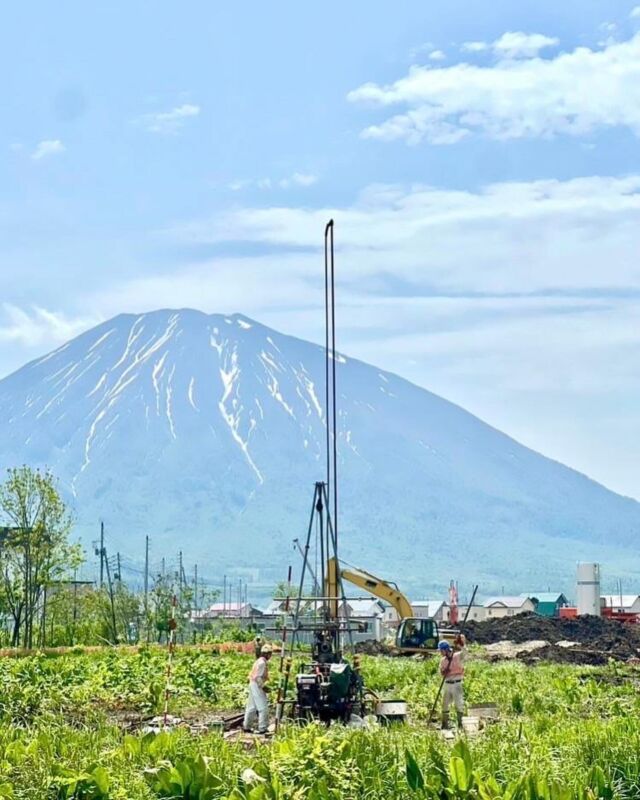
[456,711,464,729]
[441,714,449,730]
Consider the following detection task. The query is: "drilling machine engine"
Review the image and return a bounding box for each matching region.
[294,626,366,723]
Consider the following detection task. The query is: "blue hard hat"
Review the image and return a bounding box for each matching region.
[438,641,451,651]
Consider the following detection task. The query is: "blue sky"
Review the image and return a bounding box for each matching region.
[2,1,640,497]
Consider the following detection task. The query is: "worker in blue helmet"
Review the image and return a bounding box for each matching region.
[438,635,466,729]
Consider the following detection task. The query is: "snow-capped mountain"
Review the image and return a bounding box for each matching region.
[1,309,639,597]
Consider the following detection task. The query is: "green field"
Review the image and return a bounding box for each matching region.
[0,648,638,799]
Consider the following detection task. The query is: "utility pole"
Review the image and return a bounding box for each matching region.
[161,557,165,577]
[103,551,118,644]
[223,575,227,616]
[144,536,149,643]
[178,551,183,599]
[99,521,105,587]
[72,568,78,646]
[194,564,199,614]
[116,552,122,582]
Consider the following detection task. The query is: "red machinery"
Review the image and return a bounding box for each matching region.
[559,606,639,624]
[448,580,459,626]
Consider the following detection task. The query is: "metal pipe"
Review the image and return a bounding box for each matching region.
[326,220,338,557]
[324,224,331,512]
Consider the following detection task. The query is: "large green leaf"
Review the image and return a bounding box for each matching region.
[90,767,110,797]
[405,749,425,792]
[449,756,472,794]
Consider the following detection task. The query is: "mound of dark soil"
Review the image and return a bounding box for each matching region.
[465,613,640,661]
[354,640,396,656]
[518,645,610,667]
[465,613,640,646]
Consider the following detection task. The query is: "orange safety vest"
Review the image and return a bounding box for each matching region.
[440,651,464,680]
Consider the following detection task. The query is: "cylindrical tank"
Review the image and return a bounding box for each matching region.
[576,562,600,616]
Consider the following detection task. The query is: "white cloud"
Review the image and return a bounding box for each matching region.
[228,172,318,191]
[279,172,318,188]
[461,41,488,53]
[631,6,640,19]
[462,33,557,59]
[169,173,640,298]
[428,50,446,61]
[492,31,559,59]
[228,179,250,191]
[137,104,200,134]
[0,305,97,347]
[348,33,640,144]
[598,21,618,47]
[31,140,65,160]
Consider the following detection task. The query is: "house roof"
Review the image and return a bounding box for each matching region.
[204,602,261,615]
[207,602,247,612]
[262,600,288,615]
[520,592,568,603]
[484,596,531,609]
[342,599,385,617]
[601,595,640,609]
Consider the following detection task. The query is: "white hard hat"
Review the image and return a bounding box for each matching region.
[260,643,273,654]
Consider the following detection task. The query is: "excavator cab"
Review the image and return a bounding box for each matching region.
[395,617,439,653]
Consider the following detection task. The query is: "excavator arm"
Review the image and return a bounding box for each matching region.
[326,557,414,620]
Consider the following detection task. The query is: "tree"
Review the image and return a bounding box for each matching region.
[0,467,81,648]
[147,572,175,643]
[273,580,293,599]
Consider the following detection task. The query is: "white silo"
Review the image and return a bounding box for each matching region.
[576,562,601,616]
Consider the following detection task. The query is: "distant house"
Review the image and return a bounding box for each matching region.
[483,596,536,618]
[193,602,263,622]
[339,598,385,642]
[521,592,569,618]
[411,600,449,623]
[262,599,290,616]
[462,605,489,622]
[383,605,400,625]
[601,595,640,614]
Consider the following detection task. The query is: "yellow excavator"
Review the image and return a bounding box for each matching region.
[326,557,455,655]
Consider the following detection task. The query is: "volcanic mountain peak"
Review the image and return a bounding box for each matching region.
[1,308,640,597]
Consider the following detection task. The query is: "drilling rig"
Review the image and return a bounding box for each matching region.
[275,222,413,724]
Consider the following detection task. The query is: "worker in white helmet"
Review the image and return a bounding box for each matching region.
[438,634,466,729]
[243,643,273,734]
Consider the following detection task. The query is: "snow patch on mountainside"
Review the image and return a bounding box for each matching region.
[2,308,640,595]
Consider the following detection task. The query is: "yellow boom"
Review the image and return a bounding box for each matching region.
[326,557,414,620]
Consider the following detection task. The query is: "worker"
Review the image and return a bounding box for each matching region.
[438,635,466,729]
[253,635,263,658]
[243,643,273,734]
[403,622,421,648]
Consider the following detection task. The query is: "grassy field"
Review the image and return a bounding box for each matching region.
[0,647,638,799]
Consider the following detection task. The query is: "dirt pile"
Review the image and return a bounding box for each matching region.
[465,614,640,664]
[355,640,396,656]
